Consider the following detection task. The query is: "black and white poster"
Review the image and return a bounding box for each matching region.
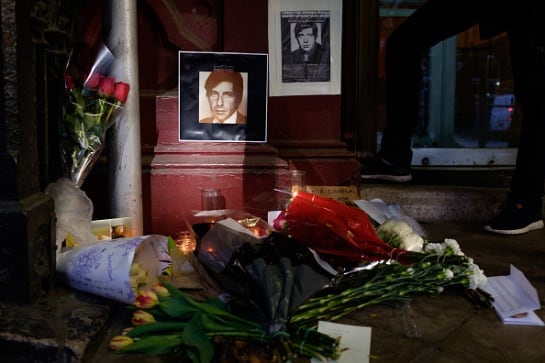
[268,0,342,96]
[281,10,331,83]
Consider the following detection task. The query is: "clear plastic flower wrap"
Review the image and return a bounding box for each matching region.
[46,42,131,250]
[60,42,130,187]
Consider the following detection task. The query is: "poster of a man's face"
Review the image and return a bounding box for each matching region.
[296,23,317,51]
[178,51,268,142]
[268,0,342,96]
[281,11,331,83]
[199,71,247,124]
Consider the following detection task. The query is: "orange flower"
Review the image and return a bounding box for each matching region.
[134,290,159,309]
[131,309,156,326]
[109,335,134,350]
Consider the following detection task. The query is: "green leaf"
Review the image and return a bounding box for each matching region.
[180,315,215,363]
[158,295,202,320]
[119,334,182,355]
[127,321,187,338]
[167,236,177,253]
[156,280,262,329]
[184,346,203,363]
[158,276,185,298]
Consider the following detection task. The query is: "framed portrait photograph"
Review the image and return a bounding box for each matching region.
[268,0,342,96]
[178,51,268,142]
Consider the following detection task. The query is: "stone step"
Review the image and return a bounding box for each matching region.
[357,166,516,223]
[359,184,507,223]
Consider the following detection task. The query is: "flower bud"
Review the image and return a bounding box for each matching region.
[130,262,142,276]
[131,309,156,326]
[400,233,424,252]
[109,335,134,350]
[272,211,287,231]
[151,280,170,297]
[85,72,103,89]
[99,77,115,97]
[134,290,159,309]
[114,82,130,103]
[65,74,76,91]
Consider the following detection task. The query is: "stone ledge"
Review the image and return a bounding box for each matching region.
[359,184,508,223]
[0,287,115,363]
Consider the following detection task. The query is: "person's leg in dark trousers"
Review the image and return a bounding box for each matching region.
[380,0,480,167]
[507,17,545,202]
[484,9,545,234]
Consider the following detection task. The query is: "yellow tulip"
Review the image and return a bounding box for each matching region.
[131,309,156,326]
[151,280,170,297]
[109,335,134,350]
[134,290,159,309]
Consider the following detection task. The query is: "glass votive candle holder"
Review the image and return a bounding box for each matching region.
[289,170,306,194]
[175,231,197,254]
[201,188,226,211]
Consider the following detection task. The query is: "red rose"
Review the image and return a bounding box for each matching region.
[85,73,103,89]
[64,73,76,91]
[98,77,115,97]
[113,82,130,103]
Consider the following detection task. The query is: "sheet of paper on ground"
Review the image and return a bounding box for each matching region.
[311,321,372,363]
[481,264,544,326]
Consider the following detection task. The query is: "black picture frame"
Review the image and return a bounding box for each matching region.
[178,51,269,142]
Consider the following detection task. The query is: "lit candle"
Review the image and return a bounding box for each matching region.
[175,231,197,254]
[290,170,306,194]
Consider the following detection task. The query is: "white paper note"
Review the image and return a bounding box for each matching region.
[312,321,372,363]
[481,264,544,326]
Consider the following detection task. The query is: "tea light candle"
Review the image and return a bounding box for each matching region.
[175,231,197,254]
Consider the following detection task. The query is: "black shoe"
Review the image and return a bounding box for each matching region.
[484,200,544,235]
[360,157,412,182]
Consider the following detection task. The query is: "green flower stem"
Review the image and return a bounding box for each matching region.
[204,330,270,340]
[127,321,187,338]
[121,280,344,362]
[289,327,342,361]
[289,258,478,328]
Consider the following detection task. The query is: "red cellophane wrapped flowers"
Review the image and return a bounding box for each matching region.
[275,191,412,266]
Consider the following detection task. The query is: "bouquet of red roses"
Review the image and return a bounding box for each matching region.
[60,43,130,187]
[45,43,131,250]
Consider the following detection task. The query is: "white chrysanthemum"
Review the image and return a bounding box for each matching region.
[401,233,424,252]
[467,263,488,290]
[444,268,454,280]
[443,238,464,256]
[424,242,445,255]
[379,219,414,235]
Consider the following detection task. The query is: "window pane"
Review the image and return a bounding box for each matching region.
[378,1,517,165]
